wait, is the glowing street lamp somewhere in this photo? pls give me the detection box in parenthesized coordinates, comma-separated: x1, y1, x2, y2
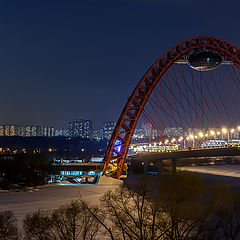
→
(222, 127, 228, 140)
(189, 134, 195, 148)
(178, 137, 183, 142)
(198, 131, 204, 138)
(178, 136, 184, 149)
(238, 126, 240, 139)
(209, 130, 216, 140)
(222, 128, 227, 134)
(230, 128, 235, 140)
(210, 130, 215, 136)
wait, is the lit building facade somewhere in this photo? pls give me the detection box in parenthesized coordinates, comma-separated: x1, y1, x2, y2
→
(0, 125, 55, 137)
(92, 129, 103, 141)
(55, 128, 69, 137)
(102, 121, 115, 140)
(69, 119, 92, 138)
(164, 127, 184, 138)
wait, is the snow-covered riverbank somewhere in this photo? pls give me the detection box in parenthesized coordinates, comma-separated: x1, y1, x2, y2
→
(0, 184, 116, 223)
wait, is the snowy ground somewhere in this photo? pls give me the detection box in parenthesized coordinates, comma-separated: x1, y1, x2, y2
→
(178, 165, 240, 192)
(179, 164, 240, 178)
(0, 184, 116, 224)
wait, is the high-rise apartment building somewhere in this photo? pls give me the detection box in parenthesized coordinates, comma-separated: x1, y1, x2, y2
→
(164, 127, 184, 138)
(0, 126, 4, 136)
(92, 129, 103, 141)
(69, 119, 92, 138)
(0, 125, 55, 137)
(25, 126, 31, 137)
(17, 126, 25, 136)
(102, 121, 115, 140)
(10, 126, 17, 136)
(4, 125, 10, 136)
(55, 128, 69, 137)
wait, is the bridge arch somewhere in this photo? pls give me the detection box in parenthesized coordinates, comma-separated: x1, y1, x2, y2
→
(102, 36, 240, 179)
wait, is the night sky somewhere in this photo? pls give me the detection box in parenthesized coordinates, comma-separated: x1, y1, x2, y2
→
(0, 0, 240, 129)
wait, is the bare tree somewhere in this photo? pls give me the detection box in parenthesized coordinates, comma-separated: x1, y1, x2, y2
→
(51, 200, 102, 240)
(23, 210, 53, 240)
(0, 211, 19, 240)
(86, 176, 170, 240)
(23, 201, 102, 240)
(215, 192, 240, 240)
(157, 172, 218, 240)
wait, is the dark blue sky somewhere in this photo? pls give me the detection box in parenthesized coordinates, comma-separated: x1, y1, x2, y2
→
(0, 0, 240, 129)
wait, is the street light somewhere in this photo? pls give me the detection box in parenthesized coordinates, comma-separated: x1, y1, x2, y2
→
(178, 136, 183, 141)
(210, 130, 215, 136)
(189, 134, 195, 148)
(222, 127, 228, 140)
(198, 131, 204, 138)
(178, 136, 185, 149)
(222, 128, 227, 134)
(210, 130, 216, 140)
(230, 128, 235, 140)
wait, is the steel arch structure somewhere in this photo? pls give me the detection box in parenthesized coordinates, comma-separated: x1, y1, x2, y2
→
(102, 36, 240, 179)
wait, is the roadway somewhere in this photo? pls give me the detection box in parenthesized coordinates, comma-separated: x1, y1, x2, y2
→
(129, 146, 240, 161)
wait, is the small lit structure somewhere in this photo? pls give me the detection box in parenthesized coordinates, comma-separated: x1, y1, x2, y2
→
(50, 159, 127, 183)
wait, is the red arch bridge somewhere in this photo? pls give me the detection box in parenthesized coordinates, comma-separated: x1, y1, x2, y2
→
(102, 36, 240, 179)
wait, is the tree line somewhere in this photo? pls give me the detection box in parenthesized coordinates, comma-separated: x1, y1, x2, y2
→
(1, 172, 240, 240)
(0, 153, 49, 189)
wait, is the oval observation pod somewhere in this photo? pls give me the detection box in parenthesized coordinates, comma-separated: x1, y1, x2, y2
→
(188, 50, 222, 71)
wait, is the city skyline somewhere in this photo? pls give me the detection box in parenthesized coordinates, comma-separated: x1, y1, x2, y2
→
(1, 119, 240, 143)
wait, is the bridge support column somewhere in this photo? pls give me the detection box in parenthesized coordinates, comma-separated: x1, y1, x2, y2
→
(171, 159, 177, 174)
(143, 161, 148, 172)
(154, 160, 163, 173)
(97, 176, 123, 185)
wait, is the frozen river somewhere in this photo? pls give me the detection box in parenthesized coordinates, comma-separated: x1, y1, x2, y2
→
(180, 164, 240, 178)
(1, 165, 240, 224)
(0, 184, 116, 223)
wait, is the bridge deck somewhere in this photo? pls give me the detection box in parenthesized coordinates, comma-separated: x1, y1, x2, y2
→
(129, 147, 240, 161)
